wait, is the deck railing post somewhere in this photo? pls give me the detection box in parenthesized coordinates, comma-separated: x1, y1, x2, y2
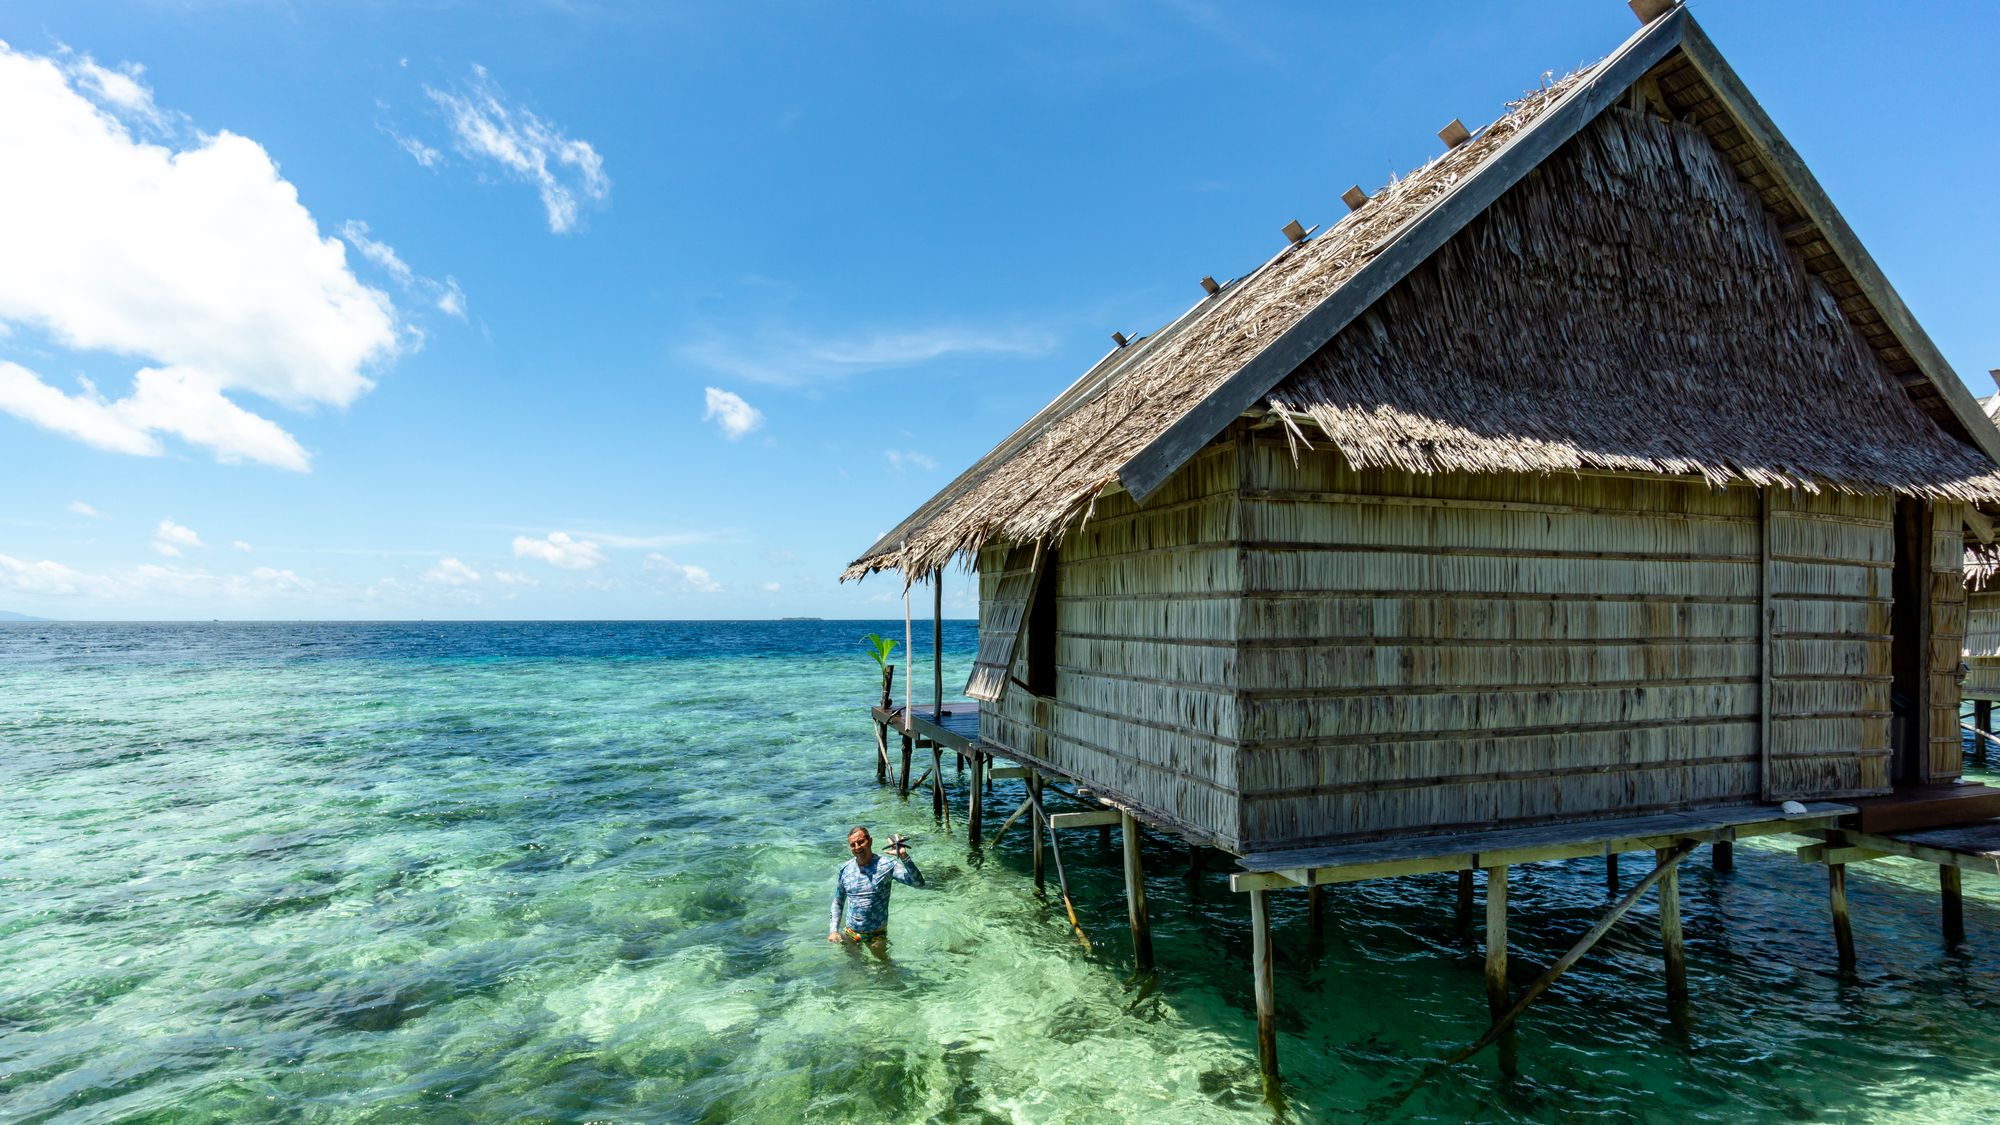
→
(1484, 865, 1517, 1077)
(1249, 888, 1279, 1094)
(1121, 812, 1153, 972)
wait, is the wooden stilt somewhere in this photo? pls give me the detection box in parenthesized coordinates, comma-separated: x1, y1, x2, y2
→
(898, 732, 913, 798)
(967, 752, 984, 841)
(1455, 869, 1474, 934)
(1829, 863, 1856, 971)
(1121, 812, 1154, 971)
(1249, 888, 1279, 1092)
(1307, 883, 1325, 939)
(931, 747, 946, 821)
(1606, 852, 1619, 894)
(1656, 847, 1687, 1013)
(1942, 865, 1965, 947)
(874, 722, 889, 784)
(1030, 773, 1046, 893)
(1979, 700, 1993, 765)
(1186, 844, 1204, 880)
(1712, 839, 1734, 873)
(1099, 824, 1113, 849)
(1484, 865, 1517, 1077)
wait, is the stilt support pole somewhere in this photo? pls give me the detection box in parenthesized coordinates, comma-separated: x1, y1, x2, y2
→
(1121, 812, 1154, 972)
(1484, 865, 1517, 1077)
(1455, 869, 1474, 934)
(1656, 847, 1687, 1014)
(1307, 883, 1325, 939)
(1829, 863, 1856, 971)
(1249, 888, 1279, 1093)
(1029, 773, 1046, 893)
(898, 733, 913, 798)
(931, 747, 946, 820)
(1711, 839, 1734, 873)
(967, 752, 984, 841)
(1943, 865, 1965, 947)
(1606, 852, 1619, 894)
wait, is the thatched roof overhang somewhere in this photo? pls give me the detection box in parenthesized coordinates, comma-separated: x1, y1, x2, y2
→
(842, 5, 2000, 583)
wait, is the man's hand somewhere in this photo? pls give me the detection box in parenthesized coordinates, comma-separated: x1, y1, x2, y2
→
(827, 931, 842, 943)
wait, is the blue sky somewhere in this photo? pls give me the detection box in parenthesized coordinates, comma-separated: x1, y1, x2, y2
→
(1, 0, 1995, 620)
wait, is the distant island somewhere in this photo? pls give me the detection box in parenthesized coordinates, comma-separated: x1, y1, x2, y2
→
(779, 616, 824, 621)
(0, 611, 44, 621)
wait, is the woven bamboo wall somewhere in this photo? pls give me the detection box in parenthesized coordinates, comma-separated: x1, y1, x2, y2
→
(1928, 506, 1969, 780)
(1765, 490, 1893, 798)
(978, 441, 1247, 848)
(1966, 591, 2000, 700)
(1231, 431, 1778, 846)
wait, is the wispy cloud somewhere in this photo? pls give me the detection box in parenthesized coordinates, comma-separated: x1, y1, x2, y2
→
(684, 324, 1053, 388)
(513, 530, 605, 570)
(67, 500, 102, 518)
(340, 219, 468, 320)
(885, 449, 937, 472)
(703, 387, 763, 440)
(425, 65, 609, 233)
(151, 518, 203, 557)
(645, 553, 720, 593)
(424, 556, 481, 585)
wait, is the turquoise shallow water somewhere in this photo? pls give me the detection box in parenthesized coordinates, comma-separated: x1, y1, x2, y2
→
(6, 620, 2000, 1123)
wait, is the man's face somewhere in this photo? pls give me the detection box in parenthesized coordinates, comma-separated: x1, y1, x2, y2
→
(848, 831, 872, 860)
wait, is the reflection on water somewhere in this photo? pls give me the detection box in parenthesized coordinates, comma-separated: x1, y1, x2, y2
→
(5, 621, 2000, 1122)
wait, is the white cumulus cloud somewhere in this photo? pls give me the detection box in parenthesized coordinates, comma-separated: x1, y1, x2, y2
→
(0, 41, 400, 470)
(424, 556, 481, 585)
(703, 387, 762, 440)
(426, 66, 609, 234)
(513, 531, 604, 570)
(151, 518, 203, 557)
(231, 539, 252, 551)
(67, 500, 102, 517)
(646, 553, 721, 593)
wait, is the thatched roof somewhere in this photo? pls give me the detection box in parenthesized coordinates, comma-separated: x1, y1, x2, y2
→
(845, 7, 2000, 582)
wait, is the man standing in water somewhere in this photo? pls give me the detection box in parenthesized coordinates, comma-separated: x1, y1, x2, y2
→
(828, 826, 924, 955)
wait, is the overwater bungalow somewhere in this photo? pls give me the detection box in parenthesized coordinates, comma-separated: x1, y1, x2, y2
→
(847, 2, 2000, 1087)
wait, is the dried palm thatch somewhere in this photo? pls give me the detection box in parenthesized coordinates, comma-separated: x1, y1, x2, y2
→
(843, 44, 2000, 584)
(1264, 105, 2000, 500)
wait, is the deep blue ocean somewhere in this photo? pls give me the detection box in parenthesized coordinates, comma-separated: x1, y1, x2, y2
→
(6, 620, 2000, 1123)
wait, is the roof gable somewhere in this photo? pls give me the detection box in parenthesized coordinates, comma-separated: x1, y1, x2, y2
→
(845, 6, 1997, 582)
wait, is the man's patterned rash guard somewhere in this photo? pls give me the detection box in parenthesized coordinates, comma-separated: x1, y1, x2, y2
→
(830, 854, 924, 935)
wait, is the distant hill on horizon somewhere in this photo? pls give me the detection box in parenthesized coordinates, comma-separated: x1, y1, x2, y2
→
(0, 610, 44, 621)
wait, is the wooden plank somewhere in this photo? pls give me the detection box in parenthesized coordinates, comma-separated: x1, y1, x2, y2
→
(1235, 803, 1849, 875)
(988, 766, 1031, 780)
(1050, 809, 1123, 830)
(1676, 21, 2000, 464)
(1115, 7, 1693, 503)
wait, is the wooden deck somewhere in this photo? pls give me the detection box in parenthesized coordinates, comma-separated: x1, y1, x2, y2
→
(870, 700, 979, 752)
(1232, 802, 1853, 891)
(1839, 783, 2000, 834)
